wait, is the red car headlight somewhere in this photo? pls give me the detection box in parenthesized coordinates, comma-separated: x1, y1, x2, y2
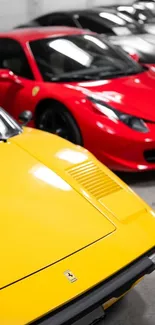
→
(88, 96, 149, 133)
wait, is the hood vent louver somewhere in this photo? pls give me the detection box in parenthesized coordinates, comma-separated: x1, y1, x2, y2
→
(67, 161, 122, 200)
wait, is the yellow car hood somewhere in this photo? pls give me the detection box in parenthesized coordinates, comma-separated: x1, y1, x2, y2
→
(1, 128, 117, 289)
(1, 128, 155, 324)
(13, 128, 147, 224)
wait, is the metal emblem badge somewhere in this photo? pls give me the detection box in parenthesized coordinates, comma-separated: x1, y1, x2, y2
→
(64, 270, 77, 283)
(32, 86, 40, 97)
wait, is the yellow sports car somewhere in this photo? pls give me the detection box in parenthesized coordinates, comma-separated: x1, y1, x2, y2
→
(1, 107, 155, 325)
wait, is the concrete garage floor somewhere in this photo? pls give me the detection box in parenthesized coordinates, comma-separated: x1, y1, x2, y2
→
(78, 171, 155, 325)
(104, 171, 155, 325)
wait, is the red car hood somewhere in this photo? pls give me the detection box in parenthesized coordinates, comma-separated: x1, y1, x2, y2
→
(65, 69, 155, 121)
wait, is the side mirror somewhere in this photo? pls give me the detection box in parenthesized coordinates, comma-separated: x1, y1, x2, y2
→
(19, 110, 33, 126)
(0, 69, 24, 87)
(121, 46, 140, 63)
(129, 52, 140, 63)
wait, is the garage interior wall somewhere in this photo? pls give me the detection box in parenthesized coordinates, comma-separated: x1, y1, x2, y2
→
(0, 0, 134, 30)
(0, 0, 27, 30)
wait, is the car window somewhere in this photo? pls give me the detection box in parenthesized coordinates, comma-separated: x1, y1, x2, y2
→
(29, 34, 144, 82)
(37, 14, 76, 27)
(116, 12, 144, 33)
(0, 38, 34, 80)
(118, 9, 139, 21)
(118, 6, 155, 21)
(76, 15, 115, 35)
(136, 8, 155, 20)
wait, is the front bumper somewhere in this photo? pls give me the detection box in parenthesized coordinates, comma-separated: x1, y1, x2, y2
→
(29, 249, 155, 325)
(92, 133, 155, 172)
(84, 115, 155, 171)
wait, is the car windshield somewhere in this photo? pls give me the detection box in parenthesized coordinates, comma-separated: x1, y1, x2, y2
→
(0, 108, 22, 140)
(137, 1, 155, 11)
(118, 5, 155, 22)
(29, 34, 144, 82)
(96, 11, 142, 35)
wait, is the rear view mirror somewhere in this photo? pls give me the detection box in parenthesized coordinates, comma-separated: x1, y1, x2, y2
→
(0, 69, 24, 87)
(19, 110, 33, 126)
(129, 52, 140, 63)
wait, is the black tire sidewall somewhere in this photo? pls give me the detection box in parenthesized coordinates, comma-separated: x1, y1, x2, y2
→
(36, 104, 83, 146)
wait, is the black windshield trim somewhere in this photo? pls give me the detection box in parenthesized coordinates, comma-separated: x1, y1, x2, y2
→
(0, 107, 22, 140)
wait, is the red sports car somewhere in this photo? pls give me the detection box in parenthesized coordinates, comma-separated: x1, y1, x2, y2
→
(0, 27, 155, 171)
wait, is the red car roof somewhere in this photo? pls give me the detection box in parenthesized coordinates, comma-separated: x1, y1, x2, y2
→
(0, 27, 90, 43)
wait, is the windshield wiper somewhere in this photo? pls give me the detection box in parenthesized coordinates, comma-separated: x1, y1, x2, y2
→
(97, 69, 127, 79)
(125, 66, 144, 76)
(48, 66, 121, 82)
(98, 67, 143, 79)
(50, 74, 99, 82)
(49, 65, 140, 82)
(51, 71, 130, 81)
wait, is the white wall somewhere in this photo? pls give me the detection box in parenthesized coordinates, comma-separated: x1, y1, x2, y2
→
(0, 0, 43, 30)
(40, 0, 135, 15)
(27, 0, 43, 19)
(0, 0, 135, 30)
(0, 0, 27, 30)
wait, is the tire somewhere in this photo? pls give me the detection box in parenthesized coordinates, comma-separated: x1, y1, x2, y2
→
(36, 103, 83, 145)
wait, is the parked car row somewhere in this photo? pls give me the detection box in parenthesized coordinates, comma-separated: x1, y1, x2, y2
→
(1, 1, 155, 324)
(0, 15, 155, 171)
(16, 1, 155, 64)
(1, 105, 155, 324)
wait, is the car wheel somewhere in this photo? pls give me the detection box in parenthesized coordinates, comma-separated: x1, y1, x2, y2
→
(36, 103, 83, 145)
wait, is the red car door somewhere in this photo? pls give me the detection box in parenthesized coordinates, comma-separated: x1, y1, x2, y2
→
(0, 38, 36, 120)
